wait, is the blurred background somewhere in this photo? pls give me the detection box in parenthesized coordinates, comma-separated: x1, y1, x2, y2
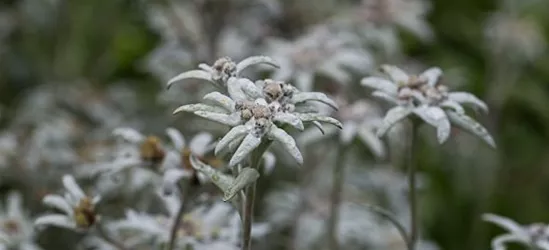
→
(1, 0, 549, 249)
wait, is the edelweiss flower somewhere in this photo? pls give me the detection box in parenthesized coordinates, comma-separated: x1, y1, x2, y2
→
(266, 26, 372, 92)
(112, 194, 269, 249)
(167, 56, 279, 89)
(483, 213, 549, 250)
(35, 175, 101, 231)
(361, 65, 495, 147)
(0, 191, 41, 250)
(172, 75, 342, 166)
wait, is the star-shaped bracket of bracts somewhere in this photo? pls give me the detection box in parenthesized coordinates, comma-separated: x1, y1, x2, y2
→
(361, 64, 496, 148)
(167, 56, 279, 89)
(172, 78, 343, 167)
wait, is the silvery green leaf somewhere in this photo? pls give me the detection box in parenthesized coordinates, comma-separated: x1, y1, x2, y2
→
(413, 106, 451, 144)
(440, 100, 465, 114)
(380, 64, 409, 84)
(340, 122, 357, 145)
(446, 111, 496, 148)
(357, 126, 386, 158)
(215, 125, 250, 155)
(361, 77, 398, 95)
(229, 133, 262, 167)
(203, 92, 236, 112)
(223, 168, 260, 201)
(371, 91, 399, 105)
(240, 78, 263, 100)
(165, 128, 186, 150)
(268, 126, 303, 165)
(112, 127, 145, 143)
(377, 106, 412, 137)
(236, 56, 279, 75)
(198, 63, 213, 72)
(173, 104, 227, 114)
(273, 113, 305, 130)
(448, 92, 489, 113)
(194, 111, 242, 126)
(294, 113, 343, 129)
(420, 67, 442, 87)
(190, 155, 235, 192)
(227, 78, 251, 101)
(167, 70, 214, 89)
(291, 92, 338, 110)
(312, 121, 325, 134)
(411, 90, 428, 103)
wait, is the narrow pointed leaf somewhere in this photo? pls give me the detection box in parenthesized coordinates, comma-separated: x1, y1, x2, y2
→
(312, 121, 325, 134)
(361, 77, 398, 95)
(291, 92, 338, 110)
(223, 168, 260, 201)
(173, 104, 227, 114)
(446, 111, 496, 148)
(448, 92, 489, 113)
(377, 106, 412, 137)
(229, 133, 262, 167)
(380, 65, 409, 84)
(227, 78, 251, 102)
(190, 155, 234, 192)
(371, 91, 399, 105)
(194, 111, 242, 126)
(203, 92, 236, 112)
(167, 70, 213, 89)
(215, 125, 250, 155)
(420, 67, 442, 87)
(295, 113, 343, 129)
(236, 56, 279, 75)
(273, 113, 304, 130)
(268, 126, 303, 165)
(413, 106, 451, 144)
(440, 100, 465, 114)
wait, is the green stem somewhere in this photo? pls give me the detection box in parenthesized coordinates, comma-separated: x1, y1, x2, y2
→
(166, 182, 193, 250)
(327, 144, 348, 250)
(408, 121, 419, 250)
(241, 140, 273, 250)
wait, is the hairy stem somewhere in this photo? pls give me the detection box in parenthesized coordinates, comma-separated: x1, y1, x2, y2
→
(241, 140, 273, 250)
(96, 221, 128, 250)
(166, 182, 193, 250)
(327, 144, 348, 250)
(408, 121, 419, 250)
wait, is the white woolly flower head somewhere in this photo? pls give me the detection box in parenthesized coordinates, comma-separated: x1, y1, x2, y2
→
(362, 65, 495, 147)
(0, 191, 40, 249)
(35, 175, 101, 232)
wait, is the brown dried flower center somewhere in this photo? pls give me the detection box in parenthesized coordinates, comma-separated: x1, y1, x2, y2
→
(73, 197, 97, 228)
(140, 136, 165, 165)
(2, 219, 20, 234)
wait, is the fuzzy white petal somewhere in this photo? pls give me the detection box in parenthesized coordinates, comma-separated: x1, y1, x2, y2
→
(380, 65, 409, 84)
(361, 77, 399, 95)
(292, 92, 338, 110)
(215, 125, 250, 155)
(62, 175, 85, 200)
(420, 67, 443, 87)
(43, 195, 73, 216)
(447, 111, 496, 148)
(229, 134, 262, 167)
(189, 132, 213, 156)
(236, 56, 279, 75)
(268, 126, 303, 165)
(167, 70, 214, 89)
(377, 106, 413, 137)
(413, 106, 451, 144)
(35, 214, 76, 230)
(203, 92, 236, 112)
(165, 127, 186, 150)
(448, 92, 489, 113)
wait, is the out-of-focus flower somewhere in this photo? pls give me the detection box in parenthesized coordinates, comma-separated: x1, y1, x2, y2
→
(167, 56, 279, 89)
(0, 133, 17, 170)
(111, 194, 269, 249)
(484, 12, 546, 63)
(35, 175, 101, 231)
(483, 213, 549, 250)
(0, 192, 41, 250)
(298, 97, 386, 158)
(357, 0, 433, 42)
(266, 26, 373, 92)
(362, 65, 495, 147)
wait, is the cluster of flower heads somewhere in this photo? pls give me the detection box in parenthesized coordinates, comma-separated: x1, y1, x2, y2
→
(168, 55, 342, 169)
(362, 65, 496, 147)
